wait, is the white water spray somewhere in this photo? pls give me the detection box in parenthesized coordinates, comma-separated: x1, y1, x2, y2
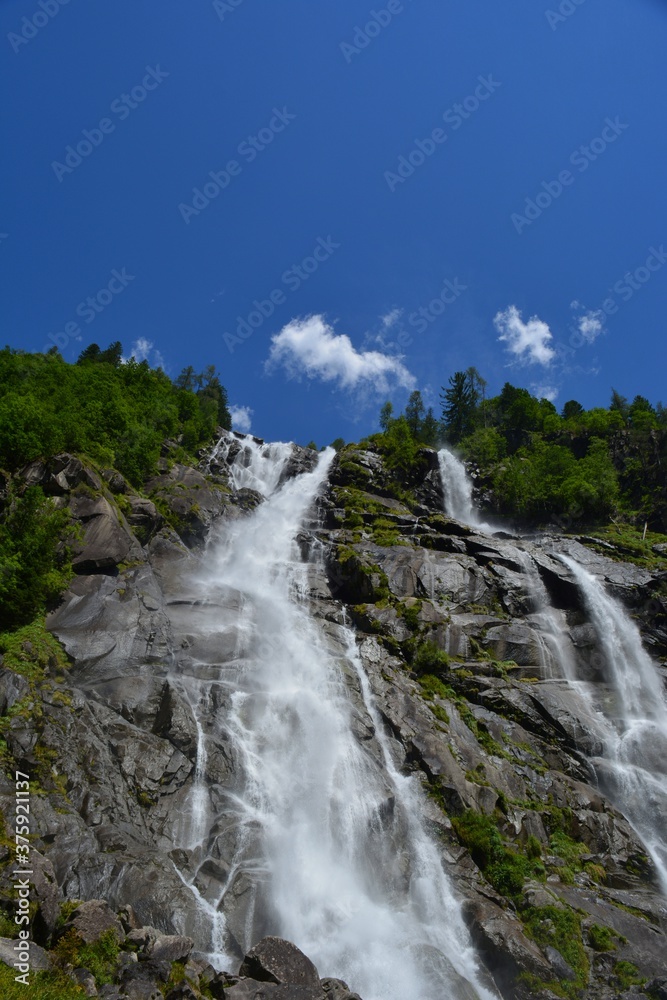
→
(437, 449, 494, 533)
(179, 438, 496, 1000)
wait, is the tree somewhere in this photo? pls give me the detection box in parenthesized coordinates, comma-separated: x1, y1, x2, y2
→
(466, 367, 487, 425)
(176, 366, 197, 391)
(420, 407, 440, 447)
(330, 438, 345, 452)
(379, 401, 394, 431)
(98, 341, 123, 366)
(610, 389, 630, 423)
(380, 416, 421, 478)
(405, 390, 425, 438)
(561, 399, 584, 421)
(441, 372, 477, 443)
(77, 343, 101, 364)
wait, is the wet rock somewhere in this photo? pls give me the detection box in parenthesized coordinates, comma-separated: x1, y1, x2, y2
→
(463, 896, 553, 990)
(239, 937, 320, 987)
(321, 979, 363, 1000)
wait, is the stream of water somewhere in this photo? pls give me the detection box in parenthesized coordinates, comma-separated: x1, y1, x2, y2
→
(176, 436, 495, 1000)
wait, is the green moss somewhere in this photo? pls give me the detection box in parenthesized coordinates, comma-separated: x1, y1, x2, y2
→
(0, 620, 69, 680)
(418, 674, 456, 702)
(613, 960, 645, 988)
(588, 923, 616, 951)
(451, 809, 543, 899)
(522, 906, 589, 991)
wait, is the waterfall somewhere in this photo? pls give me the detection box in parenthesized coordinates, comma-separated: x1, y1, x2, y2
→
(433, 455, 667, 895)
(437, 448, 494, 533)
(177, 438, 495, 1000)
(559, 556, 667, 893)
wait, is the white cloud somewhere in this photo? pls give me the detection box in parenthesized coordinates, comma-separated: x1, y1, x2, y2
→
(130, 338, 153, 362)
(494, 305, 555, 366)
(124, 338, 165, 369)
(381, 308, 402, 330)
(577, 309, 604, 343)
(265, 314, 416, 393)
(532, 383, 559, 402)
(229, 405, 253, 433)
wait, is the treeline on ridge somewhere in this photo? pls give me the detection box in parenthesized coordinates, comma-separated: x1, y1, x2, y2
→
(372, 368, 667, 529)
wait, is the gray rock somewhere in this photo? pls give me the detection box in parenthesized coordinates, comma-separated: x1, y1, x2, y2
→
(0, 935, 51, 971)
(73, 967, 99, 996)
(225, 984, 325, 1000)
(239, 937, 320, 987)
(149, 934, 194, 964)
(321, 978, 363, 1000)
(66, 899, 124, 944)
(70, 495, 135, 572)
(0, 668, 29, 715)
(544, 945, 577, 981)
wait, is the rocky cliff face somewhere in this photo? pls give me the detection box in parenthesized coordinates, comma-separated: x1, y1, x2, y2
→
(1, 433, 666, 1000)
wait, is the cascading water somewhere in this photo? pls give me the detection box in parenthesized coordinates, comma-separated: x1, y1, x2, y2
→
(435, 446, 667, 895)
(176, 436, 496, 1000)
(437, 448, 494, 533)
(559, 556, 667, 893)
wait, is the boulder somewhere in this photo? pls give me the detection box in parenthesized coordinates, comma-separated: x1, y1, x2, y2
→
(21, 453, 101, 495)
(70, 495, 135, 572)
(149, 934, 194, 964)
(65, 899, 124, 944)
(0, 935, 51, 971)
(239, 937, 320, 987)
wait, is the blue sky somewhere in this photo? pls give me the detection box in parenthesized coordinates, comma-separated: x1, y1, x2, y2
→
(1, 0, 666, 445)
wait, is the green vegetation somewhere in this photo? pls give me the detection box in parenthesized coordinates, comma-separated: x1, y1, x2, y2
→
(412, 640, 450, 676)
(0, 346, 230, 485)
(613, 960, 645, 989)
(0, 485, 73, 630)
(54, 928, 121, 986)
(523, 906, 589, 993)
(588, 923, 617, 951)
(452, 809, 544, 899)
(0, 966, 85, 999)
(372, 373, 667, 532)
